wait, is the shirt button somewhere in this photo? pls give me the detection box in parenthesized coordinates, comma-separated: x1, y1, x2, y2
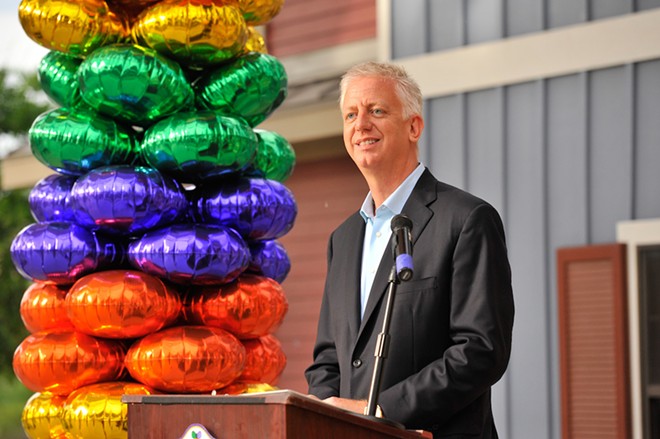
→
(376, 231, 382, 238)
(352, 359, 362, 368)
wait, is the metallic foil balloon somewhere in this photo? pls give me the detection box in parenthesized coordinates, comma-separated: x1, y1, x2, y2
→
(21, 392, 70, 439)
(28, 174, 77, 223)
(243, 26, 267, 54)
(239, 334, 286, 384)
(194, 177, 297, 240)
(125, 325, 246, 393)
(127, 224, 250, 285)
(66, 270, 181, 339)
(10, 221, 125, 285)
(239, 0, 284, 26)
(61, 381, 157, 439)
(38, 51, 83, 109)
(132, 0, 248, 68)
(13, 329, 126, 395)
(79, 44, 194, 125)
(20, 282, 74, 334)
(106, 0, 160, 24)
(18, 0, 127, 57)
(195, 52, 287, 127)
(218, 381, 276, 395)
(29, 108, 137, 176)
(183, 274, 288, 339)
(248, 240, 290, 283)
(252, 129, 295, 182)
(70, 165, 188, 236)
(141, 111, 257, 182)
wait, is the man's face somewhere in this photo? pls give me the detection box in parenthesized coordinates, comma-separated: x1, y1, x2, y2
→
(341, 75, 418, 176)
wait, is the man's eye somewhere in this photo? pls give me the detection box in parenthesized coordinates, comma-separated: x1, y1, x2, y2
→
(345, 113, 356, 120)
(372, 108, 383, 115)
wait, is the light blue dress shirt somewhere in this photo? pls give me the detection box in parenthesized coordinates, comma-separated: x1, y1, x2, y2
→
(358, 163, 425, 319)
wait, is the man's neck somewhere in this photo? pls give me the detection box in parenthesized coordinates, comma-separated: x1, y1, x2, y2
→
(364, 162, 419, 209)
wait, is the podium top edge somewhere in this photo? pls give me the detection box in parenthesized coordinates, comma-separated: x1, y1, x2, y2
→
(122, 389, 306, 405)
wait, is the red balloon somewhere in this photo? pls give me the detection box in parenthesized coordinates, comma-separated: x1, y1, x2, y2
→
(66, 270, 181, 339)
(13, 329, 126, 395)
(20, 282, 73, 333)
(125, 325, 245, 393)
(239, 334, 286, 385)
(183, 274, 288, 339)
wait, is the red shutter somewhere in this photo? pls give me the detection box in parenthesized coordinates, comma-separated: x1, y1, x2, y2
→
(275, 156, 367, 392)
(557, 244, 631, 439)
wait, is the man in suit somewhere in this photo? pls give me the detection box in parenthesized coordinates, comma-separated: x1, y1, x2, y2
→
(305, 61, 515, 438)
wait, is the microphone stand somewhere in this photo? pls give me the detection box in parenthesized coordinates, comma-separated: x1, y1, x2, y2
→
(362, 265, 405, 429)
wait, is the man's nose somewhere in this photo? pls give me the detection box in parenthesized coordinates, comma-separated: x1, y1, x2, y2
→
(355, 113, 371, 131)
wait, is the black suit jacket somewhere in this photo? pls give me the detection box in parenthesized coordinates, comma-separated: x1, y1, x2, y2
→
(305, 169, 514, 438)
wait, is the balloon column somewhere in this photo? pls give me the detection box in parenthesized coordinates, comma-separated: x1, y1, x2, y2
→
(12, 0, 293, 437)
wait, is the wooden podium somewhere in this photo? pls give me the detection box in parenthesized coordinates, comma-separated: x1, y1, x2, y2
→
(123, 390, 428, 438)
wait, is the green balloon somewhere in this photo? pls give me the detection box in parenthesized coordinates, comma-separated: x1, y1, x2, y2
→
(253, 129, 295, 182)
(79, 44, 194, 126)
(141, 111, 258, 182)
(38, 51, 84, 109)
(29, 108, 138, 176)
(195, 52, 287, 127)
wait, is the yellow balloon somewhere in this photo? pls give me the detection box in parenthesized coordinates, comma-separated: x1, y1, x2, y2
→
(21, 392, 71, 439)
(239, 0, 284, 26)
(61, 382, 156, 439)
(243, 26, 268, 54)
(18, 0, 128, 57)
(132, 0, 248, 68)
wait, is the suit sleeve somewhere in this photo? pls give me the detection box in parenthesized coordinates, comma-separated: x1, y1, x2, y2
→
(377, 203, 515, 428)
(305, 232, 341, 399)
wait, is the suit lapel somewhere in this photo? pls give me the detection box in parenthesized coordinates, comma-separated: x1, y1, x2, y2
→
(356, 170, 438, 340)
(338, 213, 365, 343)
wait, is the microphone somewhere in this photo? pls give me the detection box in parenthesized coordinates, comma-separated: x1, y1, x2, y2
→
(391, 214, 413, 281)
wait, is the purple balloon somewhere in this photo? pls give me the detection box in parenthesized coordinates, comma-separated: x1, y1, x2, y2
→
(10, 221, 125, 285)
(248, 240, 291, 283)
(127, 224, 250, 285)
(194, 178, 297, 240)
(28, 174, 77, 222)
(71, 165, 189, 236)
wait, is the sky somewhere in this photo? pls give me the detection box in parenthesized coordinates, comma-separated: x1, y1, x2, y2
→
(0, 0, 48, 72)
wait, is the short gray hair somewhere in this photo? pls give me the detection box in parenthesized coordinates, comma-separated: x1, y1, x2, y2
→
(339, 61, 423, 119)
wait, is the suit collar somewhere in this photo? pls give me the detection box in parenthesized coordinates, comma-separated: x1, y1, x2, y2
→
(356, 169, 438, 339)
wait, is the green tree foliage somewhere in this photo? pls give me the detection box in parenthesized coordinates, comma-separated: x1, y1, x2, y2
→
(0, 190, 32, 376)
(0, 69, 49, 378)
(0, 69, 50, 134)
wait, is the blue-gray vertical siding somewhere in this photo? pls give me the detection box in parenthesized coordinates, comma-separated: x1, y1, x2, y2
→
(390, 1, 660, 438)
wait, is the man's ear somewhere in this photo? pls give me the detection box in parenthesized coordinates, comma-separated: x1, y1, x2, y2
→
(409, 114, 424, 142)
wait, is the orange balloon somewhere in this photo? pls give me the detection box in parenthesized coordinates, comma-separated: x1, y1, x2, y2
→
(239, 334, 286, 384)
(61, 381, 157, 438)
(21, 392, 71, 439)
(106, 0, 160, 24)
(183, 274, 288, 339)
(238, 0, 284, 26)
(132, 0, 248, 68)
(66, 270, 181, 339)
(125, 325, 245, 393)
(20, 283, 74, 334)
(18, 0, 128, 57)
(13, 329, 126, 395)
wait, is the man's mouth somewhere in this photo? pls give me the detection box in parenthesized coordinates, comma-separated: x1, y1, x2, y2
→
(356, 139, 379, 147)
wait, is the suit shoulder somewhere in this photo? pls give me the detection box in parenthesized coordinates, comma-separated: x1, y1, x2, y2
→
(331, 211, 363, 237)
(434, 180, 495, 213)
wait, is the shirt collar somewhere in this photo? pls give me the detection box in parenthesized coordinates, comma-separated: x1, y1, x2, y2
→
(359, 163, 425, 222)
